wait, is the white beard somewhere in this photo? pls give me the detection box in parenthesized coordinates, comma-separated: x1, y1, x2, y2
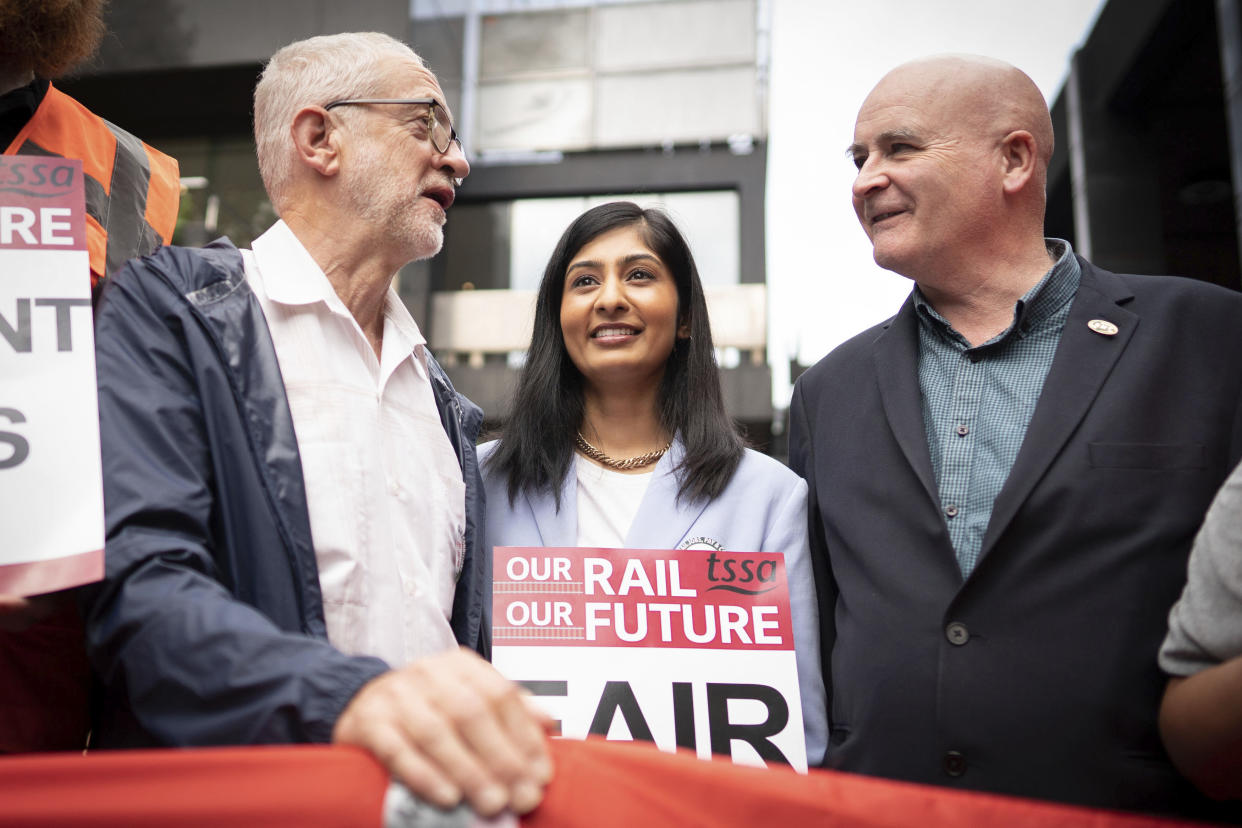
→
(343, 155, 445, 262)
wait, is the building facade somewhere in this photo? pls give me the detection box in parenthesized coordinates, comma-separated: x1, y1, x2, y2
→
(1046, 0, 1242, 291)
(65, 0, 778, 444)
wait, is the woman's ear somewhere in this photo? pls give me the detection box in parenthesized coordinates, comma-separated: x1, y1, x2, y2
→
(677, 316, 691, 340)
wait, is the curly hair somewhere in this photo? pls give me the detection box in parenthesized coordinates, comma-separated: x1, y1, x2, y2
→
(0, 0, 106, 79)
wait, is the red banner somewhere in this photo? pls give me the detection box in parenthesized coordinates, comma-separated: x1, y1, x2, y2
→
(0, 740, 1206, 828)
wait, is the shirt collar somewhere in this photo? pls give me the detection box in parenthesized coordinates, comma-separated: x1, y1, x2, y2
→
(382, 287, 428, 356)
(1017, 239, 1080, 329)
(250, 219, 339, 308)
(914, 238, 1081, 347)
(250, 219, 428, 361)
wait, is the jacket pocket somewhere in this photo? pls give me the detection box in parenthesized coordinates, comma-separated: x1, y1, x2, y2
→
(1088, 442, 1205, 470)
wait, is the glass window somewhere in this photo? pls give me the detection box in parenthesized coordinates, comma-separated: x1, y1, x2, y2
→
(507, 190, 739, 289)
(595, 67, 759, 147)
(480, 9, 590, 78)
(476, 78, 593, 152)
(596, 0, 755, 72)
(159, 137, 272, 249)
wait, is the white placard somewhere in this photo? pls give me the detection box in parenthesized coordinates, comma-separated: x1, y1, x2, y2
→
(0, 156, 103, 594)
(493, 546, 807, 771)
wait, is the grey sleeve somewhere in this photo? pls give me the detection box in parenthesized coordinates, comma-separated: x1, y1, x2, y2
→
(1159, 459, 1242, 676)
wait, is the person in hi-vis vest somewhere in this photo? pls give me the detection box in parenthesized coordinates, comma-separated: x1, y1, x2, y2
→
(0, 0, 180, 752)
(0, 0, 180, 290)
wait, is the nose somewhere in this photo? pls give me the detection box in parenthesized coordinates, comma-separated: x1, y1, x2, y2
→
(851, 154, 888, 201)
(438, 141, 470, 182)
(595, 274, 629, 312)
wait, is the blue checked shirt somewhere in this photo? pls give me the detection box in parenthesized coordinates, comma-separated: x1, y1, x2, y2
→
(916, 240, 1080, 578)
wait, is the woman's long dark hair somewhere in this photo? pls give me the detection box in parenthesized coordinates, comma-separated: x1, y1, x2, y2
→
(487, 201, 745, 508)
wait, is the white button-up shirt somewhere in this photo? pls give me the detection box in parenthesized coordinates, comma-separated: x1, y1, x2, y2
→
(243, 220, 463, 667)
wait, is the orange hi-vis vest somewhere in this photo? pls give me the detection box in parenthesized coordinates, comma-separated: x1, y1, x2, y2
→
(3, 82, 180, 288)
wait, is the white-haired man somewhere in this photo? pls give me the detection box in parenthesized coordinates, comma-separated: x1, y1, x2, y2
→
(81, 32, 551, 816)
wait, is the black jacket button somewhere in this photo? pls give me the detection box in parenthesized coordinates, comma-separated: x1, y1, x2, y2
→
(943, 750, 967, 777)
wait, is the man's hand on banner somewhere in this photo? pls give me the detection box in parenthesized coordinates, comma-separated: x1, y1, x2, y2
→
(332, 647, 555, 818)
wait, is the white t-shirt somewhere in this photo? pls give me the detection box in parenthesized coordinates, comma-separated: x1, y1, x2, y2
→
(574, 453, 655, 547)
(243, 220, 463, 667)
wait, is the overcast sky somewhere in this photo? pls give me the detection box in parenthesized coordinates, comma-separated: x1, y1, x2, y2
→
(766, 0, 1108, 402)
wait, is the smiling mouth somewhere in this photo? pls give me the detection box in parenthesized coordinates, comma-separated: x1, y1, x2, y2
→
(591, 325, 639, 339)
(871, 209, 905, 225)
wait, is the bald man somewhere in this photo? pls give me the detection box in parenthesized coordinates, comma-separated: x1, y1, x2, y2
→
(788, 55, 1242, 817)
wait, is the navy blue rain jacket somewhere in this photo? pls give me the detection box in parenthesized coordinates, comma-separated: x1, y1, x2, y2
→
(81, 239, 490, 748)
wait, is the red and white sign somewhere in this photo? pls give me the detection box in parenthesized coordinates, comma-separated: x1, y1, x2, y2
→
(0, 157, 103, 595)
(493, 546, 808, 771)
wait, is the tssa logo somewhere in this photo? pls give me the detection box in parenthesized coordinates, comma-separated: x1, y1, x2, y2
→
(0, 160, 76, 196)
(704, 552, 780, 596)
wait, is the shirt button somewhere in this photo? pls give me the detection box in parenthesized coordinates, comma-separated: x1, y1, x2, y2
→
(944, 504, 959, 518)
(943, 750, 967, 777)
(945, 622, 970, 646)
(956, 424, 969, 437)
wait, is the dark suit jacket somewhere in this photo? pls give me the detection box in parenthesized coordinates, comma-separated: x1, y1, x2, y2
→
(788, 258, 1242, 817)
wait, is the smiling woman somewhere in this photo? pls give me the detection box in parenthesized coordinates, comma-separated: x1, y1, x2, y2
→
(479, 201, 829, 764)
(485, 201, 739, 500)
(558, 224, 688, 405)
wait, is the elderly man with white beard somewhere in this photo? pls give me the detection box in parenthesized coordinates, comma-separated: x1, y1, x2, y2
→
(80, 32, 551, 818)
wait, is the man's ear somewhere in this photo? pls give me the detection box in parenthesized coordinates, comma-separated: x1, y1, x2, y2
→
(289, 106, 342, 178)
(1000, 129, 1038, 195)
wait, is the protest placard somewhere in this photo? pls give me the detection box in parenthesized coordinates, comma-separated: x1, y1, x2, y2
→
(493, 546, 807, 771)
(0, 156, 103, 595)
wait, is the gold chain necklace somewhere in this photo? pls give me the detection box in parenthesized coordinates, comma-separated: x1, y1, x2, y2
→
(575, 432, 670, 471)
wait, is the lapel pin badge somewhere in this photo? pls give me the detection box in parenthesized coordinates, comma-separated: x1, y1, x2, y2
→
(1087, 319, 1119, 336)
